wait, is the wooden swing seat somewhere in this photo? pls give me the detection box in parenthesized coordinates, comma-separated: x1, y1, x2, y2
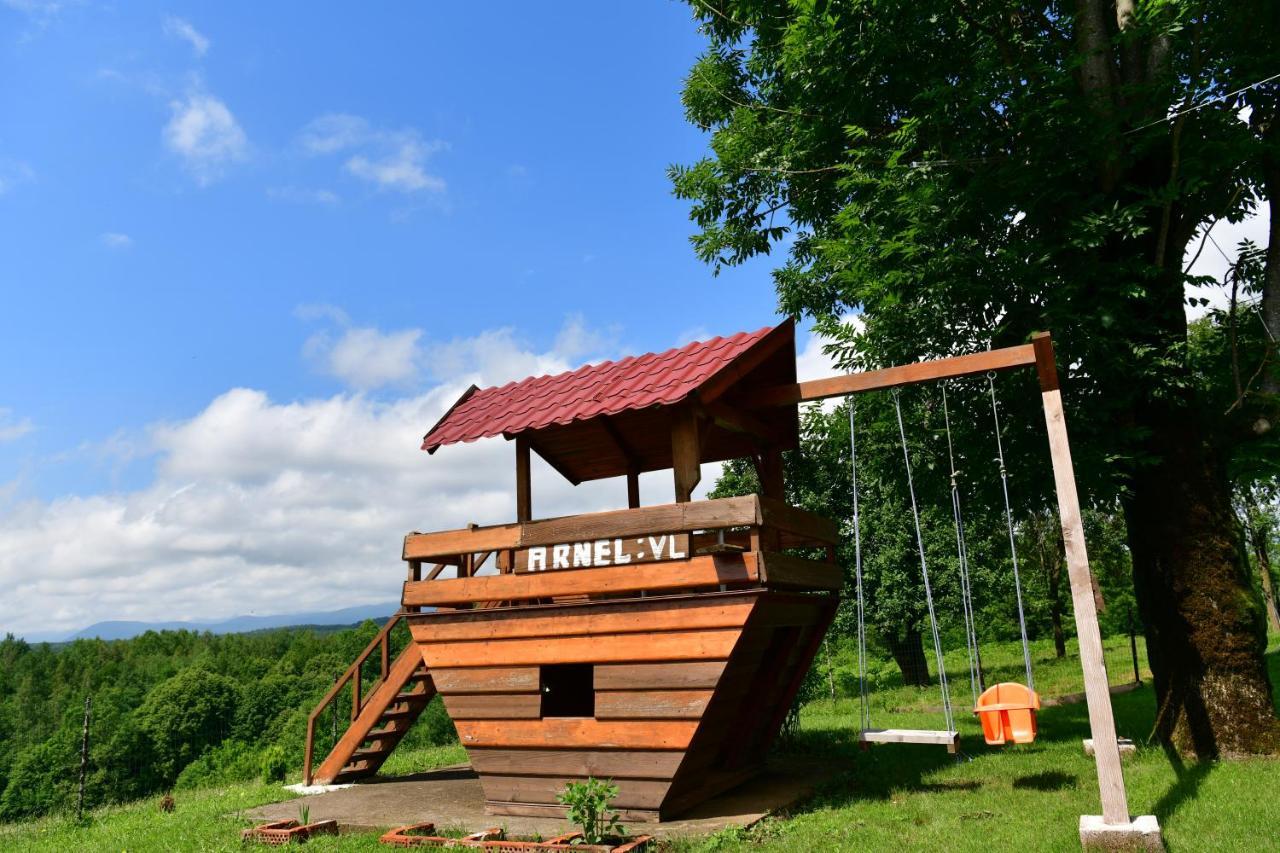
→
(858, 728, 960, 753)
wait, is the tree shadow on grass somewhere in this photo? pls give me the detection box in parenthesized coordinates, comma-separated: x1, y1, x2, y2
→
(1151, 746, 1215, 825)
(1011, 770, 1077, 791)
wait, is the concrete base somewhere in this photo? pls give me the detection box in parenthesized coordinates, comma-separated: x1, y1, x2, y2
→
(1079, 815, 1163, 851)
(1082, 738, 1137, 758)
(283, 782, 354, 795)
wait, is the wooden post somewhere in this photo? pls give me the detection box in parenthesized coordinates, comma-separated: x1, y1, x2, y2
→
(1032, 333, 1130, 826)
(671, 405, 701, 503)
(515, 435, 532, 522)
(626, 468, 641, 509)
(753, 448, 785, 501)
(409, 560, 422, 612)
(352, 668, 361, 722)
(77, 695, 91, 822)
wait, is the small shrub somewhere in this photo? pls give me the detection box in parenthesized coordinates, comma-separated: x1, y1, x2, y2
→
(174, 739, 258, 790)
(556, 777, 624, 844)
(259, 745, 289, 783)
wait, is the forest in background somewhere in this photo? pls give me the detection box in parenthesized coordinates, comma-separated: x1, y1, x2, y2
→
(0, 620, 455, 822)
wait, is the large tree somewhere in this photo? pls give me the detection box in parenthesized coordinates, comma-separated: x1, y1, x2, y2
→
(671, 0, 1280, 756)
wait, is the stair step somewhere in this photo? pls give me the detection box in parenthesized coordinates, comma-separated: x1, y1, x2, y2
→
(367, 722, 409, 738)
(408, 670, 431, 681)
(380, 708, 418, 720)
(351, 746, 391, 760)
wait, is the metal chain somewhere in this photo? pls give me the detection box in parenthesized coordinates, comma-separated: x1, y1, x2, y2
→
(892, 389, 954, 733)
(942, 384, 984, 706)
(847, 400, 871, 733)
(988, 373, 1034, 691)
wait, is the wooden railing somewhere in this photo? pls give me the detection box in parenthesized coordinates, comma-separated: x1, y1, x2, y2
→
(402, 494, 838, 565)
(302, 611, 407, 785)
(399, 495, 842, 609)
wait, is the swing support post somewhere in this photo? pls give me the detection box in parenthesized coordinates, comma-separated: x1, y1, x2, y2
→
(1032, 333, 1161, 848)
(750, 330, 1161, 847)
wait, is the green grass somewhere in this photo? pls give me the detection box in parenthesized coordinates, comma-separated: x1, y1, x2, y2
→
(3, 637, 1276, 852)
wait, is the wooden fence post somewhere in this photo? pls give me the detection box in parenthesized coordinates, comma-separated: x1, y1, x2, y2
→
(77, 695, 91, 822)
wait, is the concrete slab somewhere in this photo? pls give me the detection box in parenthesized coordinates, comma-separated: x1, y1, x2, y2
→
(1079, 815, 1163, 851)
(246, 758, 834, 840)
(1082, 738, 1137, 758)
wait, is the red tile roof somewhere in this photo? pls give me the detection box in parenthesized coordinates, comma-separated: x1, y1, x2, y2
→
(423, 325, 780, 452)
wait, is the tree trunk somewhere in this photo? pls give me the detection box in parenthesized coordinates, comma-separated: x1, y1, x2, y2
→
(1035, 512, 1069, 659)
(1242, 490, 1280, 634)
(1123, 403, 1280, 757)
(886, 629, 932, 687)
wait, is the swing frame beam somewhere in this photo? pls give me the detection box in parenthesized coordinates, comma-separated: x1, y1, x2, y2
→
(747, 332, 1157, 841)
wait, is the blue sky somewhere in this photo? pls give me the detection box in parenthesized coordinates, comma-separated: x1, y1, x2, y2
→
(0, 2, 793, 499)
(0, 2, 814, 637)
(0, 2, 1260, 638)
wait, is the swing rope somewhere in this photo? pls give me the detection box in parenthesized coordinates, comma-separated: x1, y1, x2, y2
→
(892, 389, 955, 733)
(942, 384, 984, 706)
(988, 373, 1034, 692)
(847, 400, 871, 734)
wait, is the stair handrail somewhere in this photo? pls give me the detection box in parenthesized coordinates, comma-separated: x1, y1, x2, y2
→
(303, 609, 408, 785)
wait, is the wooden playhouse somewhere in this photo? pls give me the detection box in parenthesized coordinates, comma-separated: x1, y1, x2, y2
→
(303, 321, 842, 820)
(300, 323, 1151, 840)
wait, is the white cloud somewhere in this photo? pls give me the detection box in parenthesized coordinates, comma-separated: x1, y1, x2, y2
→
(0, 321, 715, 638)
(163, 16, 209, 57)
(100, 231, 132, 249)
(163, 91, 247, 184)
(0, 159, 35, 195)
(0, 408, 34, 443)
(300, 113, 446, 194)
(267, 186, 339, 205)
(345, 139, 445, 193)
(299, 113, 372, 154)
(1184, 209, 1271, 320)
(306, 326, 424, 390)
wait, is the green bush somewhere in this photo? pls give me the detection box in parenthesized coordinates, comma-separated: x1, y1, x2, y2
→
(259, 745, 288, 783)
(174, 740, 258, 790)
(0, 739, 75, 820)
(556, 777, 624, 844)
(135, 669, 241, 785)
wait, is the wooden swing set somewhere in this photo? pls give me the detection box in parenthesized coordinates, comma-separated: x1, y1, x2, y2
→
(298, 322, 1153, 841)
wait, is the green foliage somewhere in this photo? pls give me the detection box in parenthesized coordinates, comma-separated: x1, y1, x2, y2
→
(260, 745, 289, 784)
(0, 738, 76, 820)
(135, 669, 241, 785)
(556, 777, 625, 845)
(0, 622, 460, 823)
(174, 739, 259, 790)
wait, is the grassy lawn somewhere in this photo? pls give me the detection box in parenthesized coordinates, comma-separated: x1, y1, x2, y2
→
(2, 638, 1276, 852)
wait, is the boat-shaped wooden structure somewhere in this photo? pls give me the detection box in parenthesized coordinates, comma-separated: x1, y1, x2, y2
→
(397, 321, 840, 820)
(300, 325, 1149, 842)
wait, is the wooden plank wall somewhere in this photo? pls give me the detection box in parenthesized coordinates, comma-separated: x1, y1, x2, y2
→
(411, 593, 759, 813)
(410, 590, 837, 818)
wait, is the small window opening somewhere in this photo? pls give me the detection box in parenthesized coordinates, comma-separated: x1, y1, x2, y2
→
(540, 664, 595, 717)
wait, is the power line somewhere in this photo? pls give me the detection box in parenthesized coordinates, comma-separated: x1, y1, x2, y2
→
(1124, 71, 1280, 135)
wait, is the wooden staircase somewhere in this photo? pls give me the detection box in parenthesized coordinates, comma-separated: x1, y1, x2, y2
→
(303, 612, 437, 785)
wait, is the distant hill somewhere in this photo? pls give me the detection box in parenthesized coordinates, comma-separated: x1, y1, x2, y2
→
(21, 602, 401, 643)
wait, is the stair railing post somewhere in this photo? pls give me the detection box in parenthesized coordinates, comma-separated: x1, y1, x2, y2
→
(381, 632, 390, 682)
(303, 716, 315, 785)
(352, 667, 361, 721)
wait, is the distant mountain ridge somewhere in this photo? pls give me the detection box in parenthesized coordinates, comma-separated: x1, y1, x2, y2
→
(19, 602, 401, 643)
